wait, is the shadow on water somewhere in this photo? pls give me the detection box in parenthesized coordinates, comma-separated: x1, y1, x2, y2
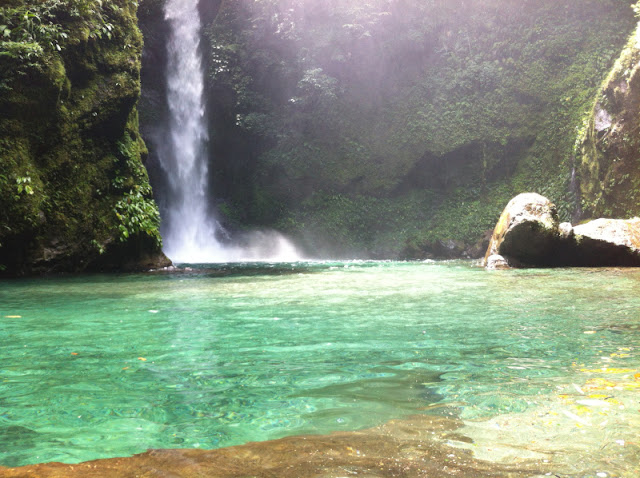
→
(151, 260, 400, 278)
(163, 262, 324, 278)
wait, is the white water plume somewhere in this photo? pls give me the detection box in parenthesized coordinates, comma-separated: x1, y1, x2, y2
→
(159, 0, 300, 264)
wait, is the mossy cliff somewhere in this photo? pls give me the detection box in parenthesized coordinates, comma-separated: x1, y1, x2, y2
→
(2, 0, 637, 269)
(0, 0, 168, 275)
(194, 0, 634, 258)
(577, 3, 640, 220)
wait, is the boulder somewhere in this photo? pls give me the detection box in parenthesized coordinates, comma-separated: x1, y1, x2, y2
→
(570, 218, 640, 266)
(432, 239, 467, 259)
(401, 238, 468, 260)
(485, 254, 510, 270)
(464, 229, 493, 259)
(484, 194, 640, 268)
(483, 193, 562, 267)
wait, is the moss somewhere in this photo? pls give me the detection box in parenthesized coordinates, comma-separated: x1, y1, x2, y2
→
(577, 9, 640, 220)
(0, 0, 164, 275)
(202, 0, 635, 257)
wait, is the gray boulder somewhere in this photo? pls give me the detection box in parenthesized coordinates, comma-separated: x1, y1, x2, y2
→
(570, 218, 640, 266)
(484, 194, 640, 268)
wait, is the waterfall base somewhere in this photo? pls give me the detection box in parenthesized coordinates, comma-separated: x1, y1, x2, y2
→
(163, 230, 302, 264)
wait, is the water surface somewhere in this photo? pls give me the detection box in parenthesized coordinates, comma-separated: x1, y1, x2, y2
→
(1, 261, 639, 476)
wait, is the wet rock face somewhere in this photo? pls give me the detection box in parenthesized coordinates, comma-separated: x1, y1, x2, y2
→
(577, 21, 640, 219)
(484, 194, 640, 268)
(0, 1, 166, 276)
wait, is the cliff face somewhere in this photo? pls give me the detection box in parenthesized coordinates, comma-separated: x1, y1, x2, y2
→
(577, 11, 640, 220)
(3, 1, 635, 271)
(0, 0, 168, 275)
(196, 0, 634, 258)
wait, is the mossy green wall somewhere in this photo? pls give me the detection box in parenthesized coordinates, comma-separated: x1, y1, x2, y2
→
(0, 0, 167, 275)
(200, 0, 635, 258)
(577, 5, 640, 219)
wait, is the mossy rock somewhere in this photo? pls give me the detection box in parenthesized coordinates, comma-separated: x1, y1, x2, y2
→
(577, 13, 640, 220)
(0, 0, 166, 275)
(484, 193, 561, 267)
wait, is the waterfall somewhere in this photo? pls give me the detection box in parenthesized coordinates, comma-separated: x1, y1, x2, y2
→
(160, 0, 224, 263)
(157, 0, 301, 263)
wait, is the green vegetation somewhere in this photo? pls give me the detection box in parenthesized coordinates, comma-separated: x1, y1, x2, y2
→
(198, 0, 634, 257)
(0, 0, 164, 275)
(115, 186, 162, 245)
(2, 0, 638, 271)
(576, 3, 640, 220)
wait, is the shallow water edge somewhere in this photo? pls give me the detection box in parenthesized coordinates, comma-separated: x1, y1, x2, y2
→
(0, 414, 546, 477)
(2, 261, 640, 476)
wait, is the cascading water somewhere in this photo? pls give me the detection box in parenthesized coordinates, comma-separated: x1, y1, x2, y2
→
(158, 0, 300, 263)
(161, 0, 223, 263)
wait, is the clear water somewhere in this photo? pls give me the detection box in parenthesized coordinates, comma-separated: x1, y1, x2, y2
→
(1, 261, 639, 475)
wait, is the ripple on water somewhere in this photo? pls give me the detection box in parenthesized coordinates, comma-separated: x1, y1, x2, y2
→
(0, 261, 639, 475)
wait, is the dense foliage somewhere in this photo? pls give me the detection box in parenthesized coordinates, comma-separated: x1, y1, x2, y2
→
(1, 0, 637, 272)
(0, 0, 165, 274)
(187, 0, 634, 257)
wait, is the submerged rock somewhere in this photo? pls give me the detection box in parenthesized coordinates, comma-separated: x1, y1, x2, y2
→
(485, 254, 510, 270)
(0, 414, 545, 477)
(484, 194, 640, 268)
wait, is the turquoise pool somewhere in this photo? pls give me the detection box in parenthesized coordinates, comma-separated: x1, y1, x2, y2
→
(1, 261, 639, 476)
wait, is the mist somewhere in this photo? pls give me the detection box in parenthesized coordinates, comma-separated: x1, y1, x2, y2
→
(139, 0, 634, 261)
